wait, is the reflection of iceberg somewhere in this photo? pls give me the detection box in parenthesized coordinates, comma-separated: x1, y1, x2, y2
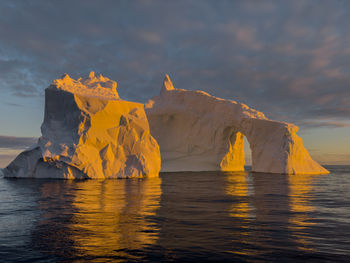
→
(225, 172, 250, 219)
(225, 172, 253, 256)
(70, 178, 161, 258)
(248, 173, 319, 253)
(288, 174, 318, 251)
(249, 173, 292, 255)
(31, 181, 79, 258)
(31, 178, 161, 261)
(252, 173, 290, 223)
(0, 179, 43, 261)
(154, 172, 237, 255)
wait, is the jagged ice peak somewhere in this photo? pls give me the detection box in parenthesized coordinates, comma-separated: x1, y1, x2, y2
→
(50, 71, 119, 99)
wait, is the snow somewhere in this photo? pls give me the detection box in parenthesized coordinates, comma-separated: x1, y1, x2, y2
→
(51, 71, 119, 100)
(145, 75, 329, 175)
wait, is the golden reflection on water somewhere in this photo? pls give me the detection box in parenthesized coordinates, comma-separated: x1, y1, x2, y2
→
(69, 178, 161, 259)
(34, 171, 327, 260)
(225, 171, 252, 256)
(288, 174, 318, 251)
(225, 171, 250, 219)
(225, 171, 322, 255)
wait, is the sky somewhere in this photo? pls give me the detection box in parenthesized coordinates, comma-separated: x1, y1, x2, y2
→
(0, 0, 349, 167)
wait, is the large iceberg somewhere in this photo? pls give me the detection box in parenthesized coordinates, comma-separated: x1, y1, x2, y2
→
(145, 75, 329, 175)
(4, 72, 161, 179)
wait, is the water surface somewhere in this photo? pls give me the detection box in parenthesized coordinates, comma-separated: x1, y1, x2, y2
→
(0, 166, 349, 262)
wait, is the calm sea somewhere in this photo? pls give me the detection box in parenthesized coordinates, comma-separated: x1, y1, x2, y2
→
(0, 166, 349, 262)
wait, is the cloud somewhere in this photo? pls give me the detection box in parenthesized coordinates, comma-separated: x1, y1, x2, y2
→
(0, 0, 349, 126)
(0, 153, 18, 168)
(0, 136, 37, 168)
(0, 136, 37, 149)
(219, 22, 261, 50)
(298, 120, 350, 129)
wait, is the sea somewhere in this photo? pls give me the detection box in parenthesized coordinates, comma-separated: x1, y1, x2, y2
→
(0, 166, 349, 262)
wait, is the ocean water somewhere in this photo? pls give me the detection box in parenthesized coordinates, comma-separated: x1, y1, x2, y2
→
(0, 166, 349, 262)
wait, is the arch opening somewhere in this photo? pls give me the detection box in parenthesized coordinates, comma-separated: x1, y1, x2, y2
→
(219, 127, 253, 172)
(244, 136, 252, 171)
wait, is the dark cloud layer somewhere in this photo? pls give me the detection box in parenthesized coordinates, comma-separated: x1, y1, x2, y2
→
(0, 136, 37, 167)
(0, 136, 37, 149)
(1, 0, 350, 127)
(298, 120, 350, 129)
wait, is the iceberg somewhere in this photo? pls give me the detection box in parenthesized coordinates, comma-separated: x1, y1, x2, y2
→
(145, 75, 329, 175)
(4, 72, 161, 179)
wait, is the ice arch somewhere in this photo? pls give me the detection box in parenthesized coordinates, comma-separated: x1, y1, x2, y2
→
(145, 75, 329, 175)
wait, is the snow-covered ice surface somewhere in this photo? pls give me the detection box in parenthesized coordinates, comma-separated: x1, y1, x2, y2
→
(3, 72, 328, 178)
(53, 71, 119, 100)
(4, 72, 161, 179)
(146, 75, 329, 175)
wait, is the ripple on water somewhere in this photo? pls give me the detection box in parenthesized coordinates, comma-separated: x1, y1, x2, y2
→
(0, 167, 349, 262)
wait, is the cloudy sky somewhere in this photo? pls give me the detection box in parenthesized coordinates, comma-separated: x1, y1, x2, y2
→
(0, 0, 349, 167)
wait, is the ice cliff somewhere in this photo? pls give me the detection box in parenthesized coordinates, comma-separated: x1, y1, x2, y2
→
(3, 72, 329, 178)
(4, 72, 161, 179)
(145, 75, 329, 175)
